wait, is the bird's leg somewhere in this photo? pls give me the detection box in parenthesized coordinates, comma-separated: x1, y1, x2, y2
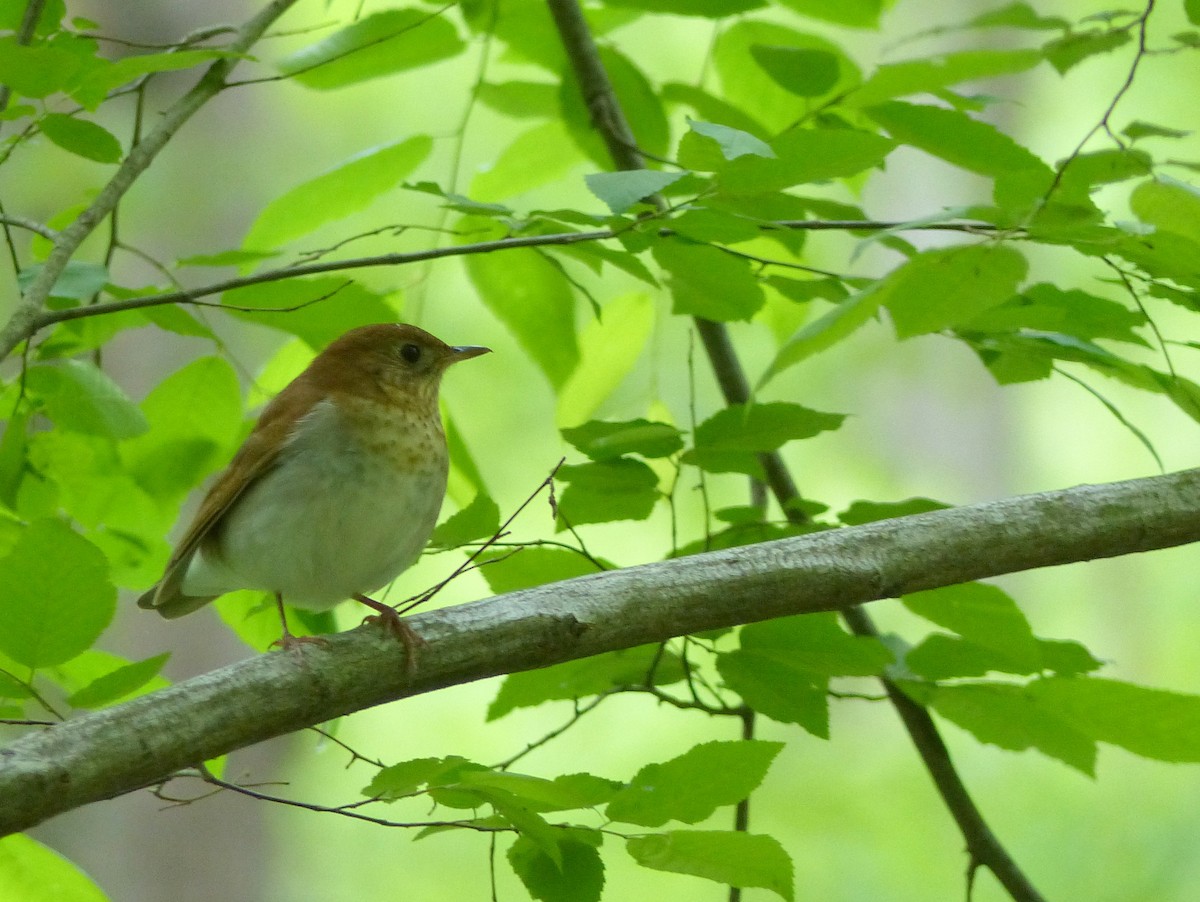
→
(353, 593, 425, 674)
(270, 593, 329, 651)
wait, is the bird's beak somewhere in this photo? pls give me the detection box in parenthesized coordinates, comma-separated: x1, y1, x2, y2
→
(448, 345, 491, 364)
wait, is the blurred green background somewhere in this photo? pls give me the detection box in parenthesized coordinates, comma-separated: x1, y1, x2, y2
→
(6, 0, 1199, 899)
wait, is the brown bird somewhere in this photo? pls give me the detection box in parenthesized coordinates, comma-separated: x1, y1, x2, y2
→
(138, 323, 490, 657)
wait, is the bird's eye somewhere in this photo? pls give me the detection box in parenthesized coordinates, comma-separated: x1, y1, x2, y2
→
(399, 343, 422, 364)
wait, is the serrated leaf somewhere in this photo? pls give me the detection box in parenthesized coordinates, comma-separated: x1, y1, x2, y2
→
(429, 493, 500, 549)
(758, 284, 883, 386)
(607, 740, 783, 827)
(651, 238, 764, 321)
(26, 360, 147, 439)
(1044, 28, 1130, 74)
(584, 170, 687, 214)
(719, 128, 895, 194)
(363, 756, 486, 801)
(561, 419, 684, 461)
(923, 682, 1096, 774)
(473, 121, 579, 201)
(686, 403, 844, 476)
(882, 244, 1027, 338)
(244, 136, 431, 249)
(0, 520, 115, 668)
(555, 458, 659, 526)
(66, 652, 170, 708)
(903, 583, 1040, 669)
(39, 113, 121, 162)
(837, 496, 951, 525)
(279, 9, 464, 89)
(509, 834, 605, 902)
(121, 356, 243, 500)
(464, 246, 578, 389)
(687, 119, 775, 160)
(851, 49, 1042, 107)
(718, 650, 829, 736)
(17, 261, 108, 301)
(1029, 677, 1200, 762)
(626, 831, 794, 901)
(487, 645, 684, 720)
(477, 547, 606, 598)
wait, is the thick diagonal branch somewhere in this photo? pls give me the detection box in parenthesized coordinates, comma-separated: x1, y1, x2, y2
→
(2, 468, 1198, 839)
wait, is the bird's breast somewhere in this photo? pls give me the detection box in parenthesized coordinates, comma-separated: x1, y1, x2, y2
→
(187, 396, 449, 608)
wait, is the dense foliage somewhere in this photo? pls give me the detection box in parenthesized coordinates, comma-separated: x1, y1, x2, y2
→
(2, 1, 1200, 900)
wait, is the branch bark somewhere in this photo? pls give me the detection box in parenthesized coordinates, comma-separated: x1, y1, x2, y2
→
(0, 0, 300, 361)
(3, 467, 1198, 837)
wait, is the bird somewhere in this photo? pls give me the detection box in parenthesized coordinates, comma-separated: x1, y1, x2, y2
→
(138, 323, 490, 661)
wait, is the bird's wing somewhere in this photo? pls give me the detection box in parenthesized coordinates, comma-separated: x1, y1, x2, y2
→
(138, 381, 322, 617)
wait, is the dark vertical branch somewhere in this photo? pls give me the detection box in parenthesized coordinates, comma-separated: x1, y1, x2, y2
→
(543, 2, 1045, 899)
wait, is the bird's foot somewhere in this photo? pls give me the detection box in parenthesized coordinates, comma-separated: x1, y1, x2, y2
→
(354, 594, 426, 675)
(270, 632, 330, 652)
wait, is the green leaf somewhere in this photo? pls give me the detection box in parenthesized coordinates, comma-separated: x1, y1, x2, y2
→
(555, 458, 659, 526)
(1131, 177, 1200, 245)
(758, 283, 883, 385)
(602, 0, 765, 15)
(867, 100, 1050, 178)
(686, 119, 776, 162)
(838, 497, 950, 525)
(464, 246, 579, 388)
(903, 583, 1040, 669)
(429, 493, 500, 549)
(17, 261, 108, 301)
(488, 645, 683, 720)
(851, 49, 1042, 107)
(749, 45, 840, 97)
(651, 237, 764, 321)
(1123, 120, 1191, 141)
(963, 283, 1148, 346)
(556, 292, 655, 428)
(584, 170, 688, 214)
(1188, 0, 1200, 25)
(562, 419, 684, 461)
(364, 755, 487, 800)
(73, 49, 229, 107)
(0, 520, 115, 668)
(39, 113, 121, 162)
(462, 770, 620, 811)
(741, 613, 893, 678)
(686, 402, 844, 475)
(222, 277, 397, 348)
(476, 80, 558, 118)
(121, 356, 243, 500)
(607, 740, 783, 827)
(1043, 28, 1130, 74)
(509, 834, 605, 902)
(477, 547, 606, 598)
(719, 128, 896, 194)
(473, 122, 579, 201)
(1029, 677, 1200, 763)
(922, 682, 1096, 774)
(714, 22, 860, 132)
(279, 9, 464, 89)
(882, 244, 1027, 338)
(0, 834, 109, 902)
(626, 831, 794, 901)
(0, 36, 94, 99)
(65, 652, 170, 708)
(243, 136, 431, 249)
(26, 360, 148, 439)
(717, 649, 829, 736)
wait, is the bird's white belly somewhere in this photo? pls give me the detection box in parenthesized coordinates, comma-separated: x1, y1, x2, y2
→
(181, 399, 446, 609)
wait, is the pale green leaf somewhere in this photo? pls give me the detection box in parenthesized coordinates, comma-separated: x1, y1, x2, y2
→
(0, 834, 109, 902)
(26, 360, 147, 439)
(626, 831, 794, 901)
(39, 113, 121, 162)
(557, 293, 654, 427)
(584, 170, 688, 214)
(244, 136, 431, 249)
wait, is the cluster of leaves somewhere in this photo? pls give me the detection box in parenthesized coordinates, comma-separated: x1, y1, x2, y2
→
(3, 0, 1200, 899)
